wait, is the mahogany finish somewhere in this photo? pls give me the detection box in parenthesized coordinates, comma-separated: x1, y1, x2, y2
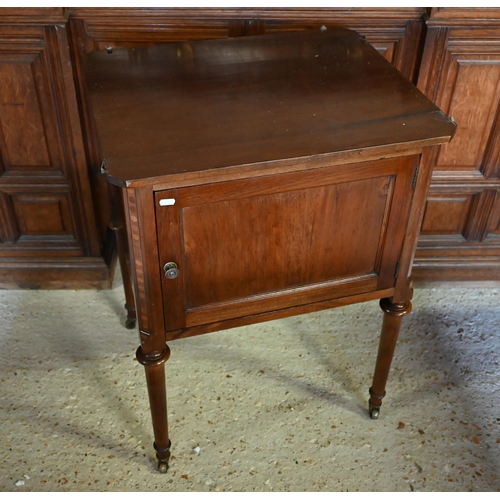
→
(83, 28, 454, 472)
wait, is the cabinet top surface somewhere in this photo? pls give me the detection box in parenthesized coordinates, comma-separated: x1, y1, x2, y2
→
(83, 28, 455, 187)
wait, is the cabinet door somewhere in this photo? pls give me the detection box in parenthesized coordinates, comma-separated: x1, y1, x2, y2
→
(155, 156, 419, 333)
(415, 24, 500, 280)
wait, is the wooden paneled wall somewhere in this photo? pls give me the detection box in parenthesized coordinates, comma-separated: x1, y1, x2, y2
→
(1, 7, 499, 288)
(0, 8, 108, 288)
(414, 8, 500, 281)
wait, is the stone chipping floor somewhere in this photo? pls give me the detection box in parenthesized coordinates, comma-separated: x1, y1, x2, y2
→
(1, 273, 499, 492)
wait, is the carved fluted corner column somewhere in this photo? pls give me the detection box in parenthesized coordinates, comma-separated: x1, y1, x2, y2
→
(369, 298, 412, 419)
(136, 345, 171, 473)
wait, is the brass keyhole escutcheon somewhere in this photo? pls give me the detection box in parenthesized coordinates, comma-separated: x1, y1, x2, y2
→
(164, 262, 179, 279)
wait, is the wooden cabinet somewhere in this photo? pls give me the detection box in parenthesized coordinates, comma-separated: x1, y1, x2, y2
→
(83, 29, 454, 470)
(414, 8, 500, 281)
(0, 9, 109, 288)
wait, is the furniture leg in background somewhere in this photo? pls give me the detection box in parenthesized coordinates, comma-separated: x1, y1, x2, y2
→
(107, 183, 136, 329)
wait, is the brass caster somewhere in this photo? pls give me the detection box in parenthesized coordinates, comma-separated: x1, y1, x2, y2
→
(155, 440, 171, 474)
(369, 402, 380, 420)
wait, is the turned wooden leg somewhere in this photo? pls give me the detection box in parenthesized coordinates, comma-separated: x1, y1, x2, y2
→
(108, 183, 136, 329)
(369, 297, 412, 419)
(116, 225, 137, 330)
(136, 345, 171, 473)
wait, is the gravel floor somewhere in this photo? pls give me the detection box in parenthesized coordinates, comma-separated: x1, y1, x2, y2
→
(1, 274, 499, 492)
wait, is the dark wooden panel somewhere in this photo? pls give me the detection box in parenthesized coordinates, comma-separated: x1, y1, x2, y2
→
(488, 191, 500, 235)
(11, 193, 74, 238)
(417, 25, 500, 179)
(0, 257, 110, 290)
(372, 41, 396, 63)
(89, 22, 235, 49)
(420, 194, 473, 236)
(434, 52, 500, 175)
(429, 8, 500, 22)
(0, 19, 109, 288)
(0, 8, 65, 24)
(0, 183, 83, 256)
(0, 54, 51, 169)
(463, 189, 498, 242)
(417, 186, 500, 266)
(182, 176, 391, 307)
(415, 19, 500, 281)
(155, 156, 419, 330)
(0, 45, 63, 175)
(0, 190, 19, 243)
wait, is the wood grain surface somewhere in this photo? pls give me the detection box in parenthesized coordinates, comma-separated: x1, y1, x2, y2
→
(83, 28, 455, 187)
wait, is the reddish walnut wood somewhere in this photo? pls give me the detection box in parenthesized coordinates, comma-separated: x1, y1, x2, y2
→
(154, 156, 418, 335)
(83, 28, 455, 472)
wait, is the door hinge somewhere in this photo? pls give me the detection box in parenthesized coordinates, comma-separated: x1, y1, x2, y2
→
(394, 260, 400, 279)
(412, 165, 420, 189)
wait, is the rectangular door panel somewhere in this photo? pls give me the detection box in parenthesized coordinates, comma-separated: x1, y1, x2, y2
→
(0, 49, 63, 174)
(182, 177, 390, 308)
(420, 193, 474, 237)
(0, 56, 51, 169)
(436, 58, 500, 172)
(156, 156, 418, 331)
